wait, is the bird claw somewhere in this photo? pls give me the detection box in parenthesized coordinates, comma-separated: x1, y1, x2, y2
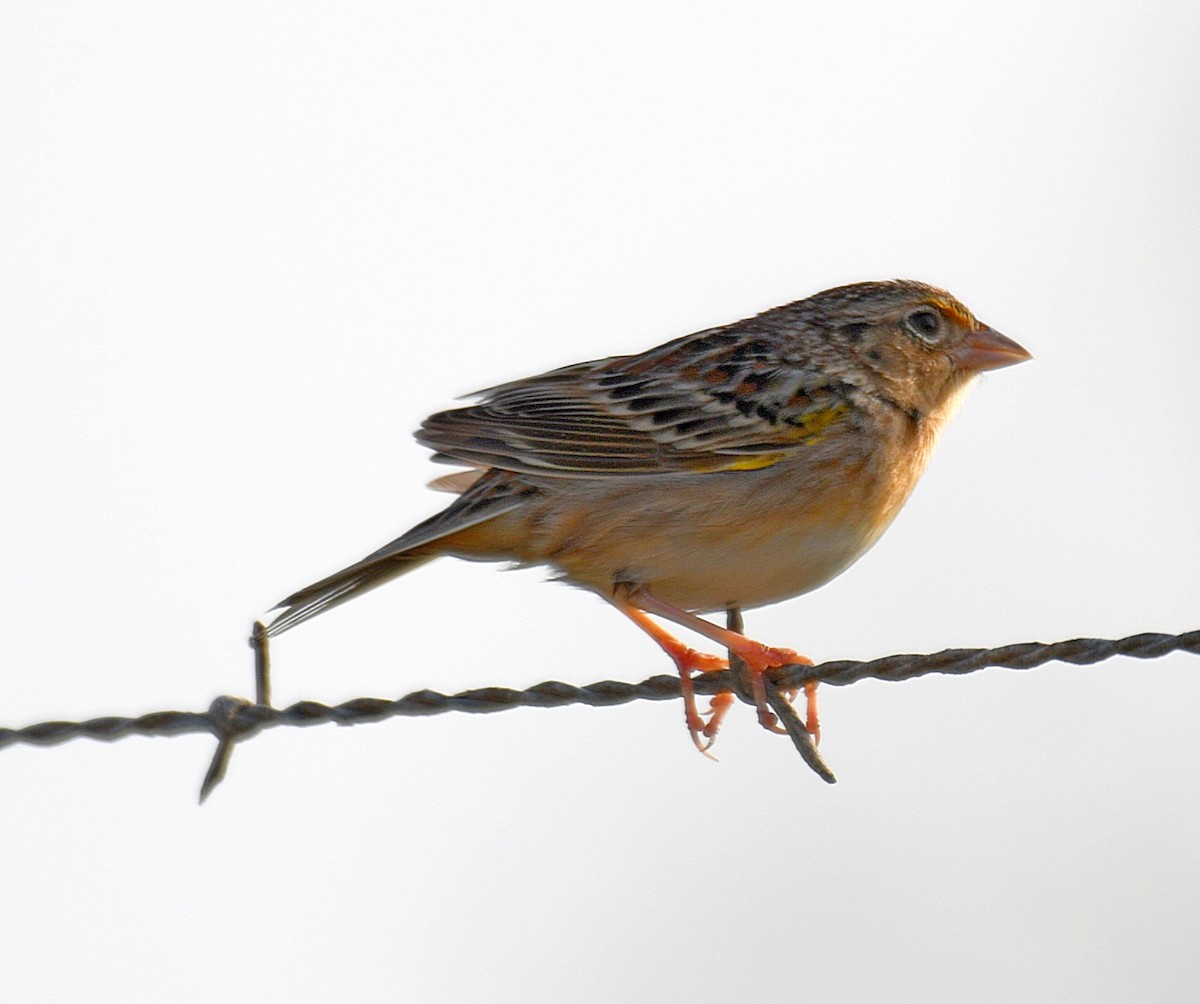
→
(701, 692, 735, 741)
(803, 680, 821, 745)
(756, 706, 788, 734)
(685, 689, 733, 757)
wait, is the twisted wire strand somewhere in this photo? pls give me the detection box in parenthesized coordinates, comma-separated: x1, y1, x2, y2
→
(2, 629, 1195, 759)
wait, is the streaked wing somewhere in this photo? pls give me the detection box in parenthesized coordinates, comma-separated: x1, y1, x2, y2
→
(416, 324, 854, 477)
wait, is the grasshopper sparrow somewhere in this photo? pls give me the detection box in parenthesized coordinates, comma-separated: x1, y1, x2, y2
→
(263, 280, 1030, 753)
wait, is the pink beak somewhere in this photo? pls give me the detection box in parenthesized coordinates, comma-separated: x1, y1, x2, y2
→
(952, 324, 1032, 373)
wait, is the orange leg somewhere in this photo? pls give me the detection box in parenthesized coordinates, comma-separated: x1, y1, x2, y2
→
(616, 584, 820, 745)
(611, 601, 729, 755)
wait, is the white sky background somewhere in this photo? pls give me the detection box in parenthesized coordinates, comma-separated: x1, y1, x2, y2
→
(2, 1, 1199, 1001)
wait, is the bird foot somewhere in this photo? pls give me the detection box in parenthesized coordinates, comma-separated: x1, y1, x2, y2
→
(726, 644, 820, 743)
(670, 647, 729, 757)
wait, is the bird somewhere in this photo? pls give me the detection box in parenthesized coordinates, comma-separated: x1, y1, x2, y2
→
(260, 279, 1030, 754)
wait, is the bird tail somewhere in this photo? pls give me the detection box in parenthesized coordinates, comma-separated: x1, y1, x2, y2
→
(260, 471, 527, 637)
(259, 548, 436, 638)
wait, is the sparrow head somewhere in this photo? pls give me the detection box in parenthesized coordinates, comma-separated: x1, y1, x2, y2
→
(802, 279, 1031, 418)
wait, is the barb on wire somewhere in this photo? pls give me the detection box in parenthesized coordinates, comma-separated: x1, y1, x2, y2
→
(1, 627, 1196, 802)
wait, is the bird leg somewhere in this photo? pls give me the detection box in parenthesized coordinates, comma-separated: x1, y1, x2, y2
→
(615, 584, 820, 745)
(610, 600, 729, 756)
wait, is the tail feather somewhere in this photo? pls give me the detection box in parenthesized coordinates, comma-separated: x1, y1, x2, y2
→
(261, 550, 434, 637)
(260, 471, 528, 637)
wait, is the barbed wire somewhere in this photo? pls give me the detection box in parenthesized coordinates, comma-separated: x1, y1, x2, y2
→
(2, 627, 1197, 801)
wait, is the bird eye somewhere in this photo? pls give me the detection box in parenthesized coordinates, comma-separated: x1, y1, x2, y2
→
(904, 309, 942, 342)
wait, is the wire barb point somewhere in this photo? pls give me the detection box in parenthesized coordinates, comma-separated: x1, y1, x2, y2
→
(251, 621, 272, 707)
(197, 696, 260, 803)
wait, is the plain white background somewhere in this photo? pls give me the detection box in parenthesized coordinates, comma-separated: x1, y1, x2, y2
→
(2, 2, 1198, 1001)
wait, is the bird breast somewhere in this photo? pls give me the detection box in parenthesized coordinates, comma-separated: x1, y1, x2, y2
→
(496, 415, 933, 612)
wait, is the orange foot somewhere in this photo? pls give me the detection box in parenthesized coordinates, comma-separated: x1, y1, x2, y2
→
(702, 691, 737, 744)
(663, 645, 729, 755)
(728, 642, 820, 744)
(611, 586, 819, 753)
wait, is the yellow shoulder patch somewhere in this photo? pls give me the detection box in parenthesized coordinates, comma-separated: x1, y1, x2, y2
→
(781, 402, 850, 444)
(684, 403, 851, 474)
(721, 452, 788, 471)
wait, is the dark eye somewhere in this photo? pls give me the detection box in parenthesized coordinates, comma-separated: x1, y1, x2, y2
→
(904, 309, 941, 342)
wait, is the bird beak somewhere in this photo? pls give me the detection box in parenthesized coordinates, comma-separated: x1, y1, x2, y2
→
(952, 325, 1032, 372)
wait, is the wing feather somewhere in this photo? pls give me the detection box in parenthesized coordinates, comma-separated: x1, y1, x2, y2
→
(416, 328, 856, 478)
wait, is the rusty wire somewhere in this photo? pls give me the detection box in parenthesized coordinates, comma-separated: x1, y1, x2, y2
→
(1, 627, 1197, 801)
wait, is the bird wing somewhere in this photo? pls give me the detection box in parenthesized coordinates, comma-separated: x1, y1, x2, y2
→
(416, 326, 854, 478)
